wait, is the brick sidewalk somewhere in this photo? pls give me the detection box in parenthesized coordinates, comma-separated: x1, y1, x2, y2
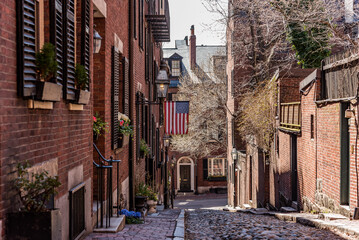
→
(83, 209, 180, 240)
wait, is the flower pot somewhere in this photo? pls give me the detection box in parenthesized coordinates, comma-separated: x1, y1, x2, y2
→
(6, 209, 61, 240)
(118, 134, 130, 148)
(75, 89, 91, 105)
(147, 200, 157, 214)
(36, 81, 62, 102)
(135, 196, 147, 211)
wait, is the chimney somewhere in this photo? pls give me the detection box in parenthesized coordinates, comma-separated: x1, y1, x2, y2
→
(189, 25, 196, 70)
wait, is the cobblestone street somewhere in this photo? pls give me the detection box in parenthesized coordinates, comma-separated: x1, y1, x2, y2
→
(185, 209, 353, 240)
(81, 194, 359, 239)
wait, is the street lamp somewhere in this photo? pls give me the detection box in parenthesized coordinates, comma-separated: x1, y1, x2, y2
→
(93, 28, 102, 53)
(155, 61, 170, 99)
(170, 156, 176, 208)
(163, 135, 171, 209)
(231, 147, 238, 161)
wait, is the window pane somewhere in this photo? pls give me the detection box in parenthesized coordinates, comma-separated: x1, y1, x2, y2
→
(208, 158, 225, 176)
(172, 60, 180, 76)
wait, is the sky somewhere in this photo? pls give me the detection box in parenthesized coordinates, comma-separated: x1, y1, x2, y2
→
(163, 0, 227, 48)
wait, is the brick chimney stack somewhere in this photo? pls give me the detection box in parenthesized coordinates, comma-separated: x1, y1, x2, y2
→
(189, 25, 196, 70)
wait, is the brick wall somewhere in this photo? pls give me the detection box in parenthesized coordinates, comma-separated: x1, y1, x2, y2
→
(0, 0, 94, 237)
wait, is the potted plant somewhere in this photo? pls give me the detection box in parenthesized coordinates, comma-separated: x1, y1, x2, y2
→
(146, 188, 158, 214)
(93, 112, 108, 141)
(139, 139, 150, 158)
(118, 113, 133, 148)
(135, 183, 150, 211)
(7, 161, 62, 239)
(35, 43, 62, 102)
(74, 64, 90, 105)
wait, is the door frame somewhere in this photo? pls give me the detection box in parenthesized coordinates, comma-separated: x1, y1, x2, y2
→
(177, 157, 194, 191)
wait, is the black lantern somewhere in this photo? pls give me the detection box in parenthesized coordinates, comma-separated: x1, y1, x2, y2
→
(155, 61, 170, 99)
(93, 29, 102, 53)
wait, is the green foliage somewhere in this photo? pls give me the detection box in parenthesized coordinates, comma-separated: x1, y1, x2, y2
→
(119, 119, 134, 136)
(287, 22, 331, 68)
(35, 43, 58, 82)
(13, 161, 61, 212)
(93, 112, 108, 137)
(126, 216, 143, 224)
(75, 64, 89, 90)
(135, 182, 158, 201)
(140, 139, 151, 157)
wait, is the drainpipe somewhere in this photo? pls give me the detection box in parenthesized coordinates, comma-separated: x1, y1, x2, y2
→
(128, 0, 135, 210)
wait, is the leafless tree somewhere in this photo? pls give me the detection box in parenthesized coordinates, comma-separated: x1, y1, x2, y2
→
(170, 67, 228, 158)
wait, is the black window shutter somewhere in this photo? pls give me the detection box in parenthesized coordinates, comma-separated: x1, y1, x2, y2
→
(145, 28, 149, 81)
(152, 115, 156, 157)
(156, 128, 160, 167)
(16, 0, 37, 97)
(203, 158, 208, 180)
(63, 0, 76, 100)
(50, 0, 64, 87)
(81, 0, 90, 90)
(139, 0, 144, 49)
(122, 57, 130, 116)
(112, 47, 120, 149)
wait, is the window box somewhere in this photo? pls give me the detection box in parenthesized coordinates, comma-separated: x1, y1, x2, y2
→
(75, 89, 91, 105)
(36, 81, 62, 102)
(207, 176, 227, 181)
(118, 134, 130, 148)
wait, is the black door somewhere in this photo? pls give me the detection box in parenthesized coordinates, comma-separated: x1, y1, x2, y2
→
(291, 135, 298, 201)
(180, 165, 191, 191)
(340, 102, 350, 205)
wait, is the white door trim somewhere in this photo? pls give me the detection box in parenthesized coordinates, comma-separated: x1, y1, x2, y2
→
(177, 157, 194, 191)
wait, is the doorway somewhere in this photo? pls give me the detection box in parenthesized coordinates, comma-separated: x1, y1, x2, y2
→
(180, 165, 191, 191)
(340, 102, 350, 205)
(291, 135, 298, 201)
(177, 157, 194, 192)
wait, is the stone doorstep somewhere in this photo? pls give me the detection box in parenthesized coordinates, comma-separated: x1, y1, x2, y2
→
(249, 208, 270, 215)
(93, 215, 125, 233)
(280, 207, 297, 213)
(242, 204, 252, 209)
(318, 213, 348, 221)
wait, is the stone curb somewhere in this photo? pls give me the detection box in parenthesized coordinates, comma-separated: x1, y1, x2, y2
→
(273, 213, 359, 238)
(173, 209, 185, 239)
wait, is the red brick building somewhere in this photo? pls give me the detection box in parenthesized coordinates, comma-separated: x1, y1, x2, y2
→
(0, 0, 170, 238)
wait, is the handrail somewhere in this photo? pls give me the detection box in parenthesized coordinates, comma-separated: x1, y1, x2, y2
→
(93, 161, 112, 168)
(93, 143, 121, 163)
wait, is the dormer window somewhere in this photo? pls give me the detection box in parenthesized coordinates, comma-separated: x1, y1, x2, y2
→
(171, 60, 181, 76)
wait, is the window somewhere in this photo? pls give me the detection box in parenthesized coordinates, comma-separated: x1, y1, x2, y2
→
(310, 114, 314, 139)
(171, 60, 180, 76)
(207, 158, 227, 177)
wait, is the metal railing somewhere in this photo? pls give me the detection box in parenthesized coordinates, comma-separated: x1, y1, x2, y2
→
(280, 102, 301, 132)
(93, 143, 121, 228)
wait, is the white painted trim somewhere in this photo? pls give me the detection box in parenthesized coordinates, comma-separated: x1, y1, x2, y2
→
(177, 157, 194, 191)
(93, 0, 107, 18)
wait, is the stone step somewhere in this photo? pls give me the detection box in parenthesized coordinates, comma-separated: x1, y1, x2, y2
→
(242, 204, 252, 209)
(318, 213, 348, 221)
(280, 207, 297, 213)
(93, 215, 125, 233)
(249, 208, 269, 215)
(291, 201, 298, 210)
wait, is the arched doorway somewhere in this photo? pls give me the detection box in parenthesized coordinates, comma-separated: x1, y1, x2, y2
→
(177, 157, 194, 192)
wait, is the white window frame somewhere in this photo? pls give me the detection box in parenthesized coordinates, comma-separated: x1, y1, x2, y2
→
(171, 60, 180, 76)
(208, 158, 227, 177)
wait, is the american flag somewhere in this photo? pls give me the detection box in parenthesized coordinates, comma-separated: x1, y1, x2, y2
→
(165, 101, 189, 135)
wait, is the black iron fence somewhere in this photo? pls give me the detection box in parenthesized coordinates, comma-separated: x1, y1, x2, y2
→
(93, 143, 121, 228)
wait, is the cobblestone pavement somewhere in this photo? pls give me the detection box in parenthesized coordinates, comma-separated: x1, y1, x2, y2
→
(83, 209, 180, 240)
(185, 209, 353, 240)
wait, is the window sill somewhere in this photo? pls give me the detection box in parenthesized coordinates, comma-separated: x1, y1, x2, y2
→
(207, 176, 226, 182)
(27, 100, 53, 110)
(68, 103, 83, 111)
